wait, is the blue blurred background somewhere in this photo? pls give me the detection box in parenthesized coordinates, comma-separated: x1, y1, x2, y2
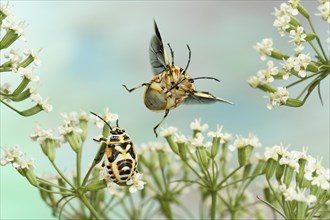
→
(1, 1, 329, 219)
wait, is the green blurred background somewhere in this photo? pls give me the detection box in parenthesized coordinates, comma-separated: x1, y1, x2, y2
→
(1, 1, 329, 219)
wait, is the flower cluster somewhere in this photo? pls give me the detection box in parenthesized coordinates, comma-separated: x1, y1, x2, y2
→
(0, 3, 51, 116)
(260, 145, 329, 219)
(1, 145, 37, 186)
(249, 0, 329, 109)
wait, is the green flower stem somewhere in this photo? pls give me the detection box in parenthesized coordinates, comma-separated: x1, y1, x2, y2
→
(160, 167, 169, 191)
(185, 151, 205, 180)
(307, 17, 328, 63)
(286, 72, 319, 89)
(217, 165, 243, 189)
(37, 185, 72, 196)
(58, 196, 76, 220)
(196, 149, 212, 182)
(308, 41, 325, 64)
(256, 196, 286, 219)
(11, 89, 30, 102)
(296, 74, 325, 101)
(81, 163, 96, 187)
(0, 99, 22, 114)
(20, 105, 43, 116)
(50, 160, 75, 190)
(12, 77, 30, 96)
(220, 173, 262, 189)
(210, 191, 217, 220)
(78, 194, 102, 220)
(266, 178, 283, 208)
(37, 178, 73, 192)
(76, 148, 82, 186)
(220, 143, 228, 177)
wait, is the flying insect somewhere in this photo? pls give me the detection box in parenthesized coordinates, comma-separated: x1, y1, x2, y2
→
(123, 20, 233, 137)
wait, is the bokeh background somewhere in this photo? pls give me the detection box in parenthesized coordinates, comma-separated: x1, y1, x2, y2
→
(1, 1, 329, 219)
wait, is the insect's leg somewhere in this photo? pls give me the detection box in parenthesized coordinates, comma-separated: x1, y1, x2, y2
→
(193, 90, 234, 105)
(153, 109, 170, 138)
(122, 83, 150, 93)
(190, 76, 220, 83)
(93, 136, 107, 142)
(181, 44, 191, 74)
(167, 43, 174, 66)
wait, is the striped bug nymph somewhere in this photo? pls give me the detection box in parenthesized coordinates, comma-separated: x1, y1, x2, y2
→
(91, 112, 137, 186)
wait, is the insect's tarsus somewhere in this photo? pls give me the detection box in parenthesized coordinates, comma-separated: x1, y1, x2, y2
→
(182, 44, 191, 74)
(123, 83, 149, 93)
(90, 112, 113, 130)
(153, 109, 170, 138)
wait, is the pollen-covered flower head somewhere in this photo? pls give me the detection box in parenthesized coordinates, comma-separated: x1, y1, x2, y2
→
(316, 1, 330, 23)
(191, 133, 212, 149)
(190, 118, 208, 132)
(30, 93, 53, 112)
(1, 145, 23, 166)
(266, 87, 289, 109)
(30, 123, 59, 145)
(159, 125, 178, 137)
(256, 60, 279, 83)
(229, 133, 261, 151)
(90, 107, 118, 129)
(254, 38, 273, 60)
(126, 172, 146, 193)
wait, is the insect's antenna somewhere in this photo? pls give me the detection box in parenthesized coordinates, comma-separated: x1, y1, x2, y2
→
(191, 77, 220, 82)
(90, 112, 112, 130)
(116, 120, 119, 127)
(181, 44, 191, 74)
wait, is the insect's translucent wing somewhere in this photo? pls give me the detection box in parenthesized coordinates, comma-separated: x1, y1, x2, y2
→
(184, 92, 234, 105)
(149, 20, 168, 75)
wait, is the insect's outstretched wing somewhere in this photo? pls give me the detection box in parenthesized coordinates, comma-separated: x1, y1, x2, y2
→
(149, 20, 168, 75)
(184, 91, 234, 105)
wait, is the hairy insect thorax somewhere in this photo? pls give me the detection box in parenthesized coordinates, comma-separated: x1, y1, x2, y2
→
(104, 131, 137, 185)
(144, 64, 196, 111)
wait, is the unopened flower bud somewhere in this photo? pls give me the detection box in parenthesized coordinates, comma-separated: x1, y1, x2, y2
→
(270, 50, 289, 60)
(197, 147, 209, 167)
(285, 98, 303, 107)
(283, 166, 294, 187)
(86, 179, 107, 191)
(238, 145, 253, 166)
(165, 136, 179, 154)
(297, 4, 309, 18)
(23, 168, 38, 187)
(265, 158, 277, 180)
(178, 142, 187, 160)
(65, 132, 80, 153)
(0, 29, 20, 49)
(210, 137, 220, 158)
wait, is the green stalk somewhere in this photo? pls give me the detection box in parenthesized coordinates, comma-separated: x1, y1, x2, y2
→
(307, 17, 328, 63)
(76, 149, 82, 186)
(79, 194, 101, 220)
(211, 191, 217, 220)
(50, 160, 75, 189)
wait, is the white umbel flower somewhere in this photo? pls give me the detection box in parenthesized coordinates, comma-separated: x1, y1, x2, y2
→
(126, 173, 146, 193)
(254, 38, 273, 61)
(267, 87, 289, 109)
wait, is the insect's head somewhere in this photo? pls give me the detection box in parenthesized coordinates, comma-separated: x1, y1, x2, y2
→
(110, 126, 125, 135)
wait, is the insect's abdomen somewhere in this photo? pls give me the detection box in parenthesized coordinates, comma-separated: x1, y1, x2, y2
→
(105, 139, 137, 185)
(144, 85, 167, 111)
